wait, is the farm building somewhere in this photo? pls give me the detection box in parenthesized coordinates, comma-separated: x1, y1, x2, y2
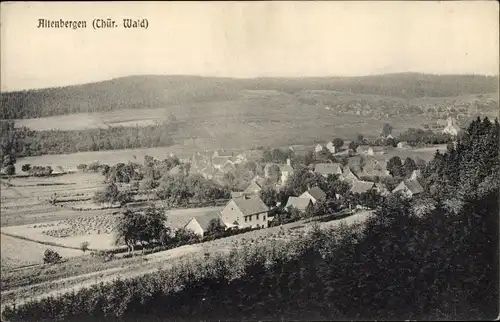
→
(220, 195, 269, 229)
(234, 153, 247, 164)
(392, 179, 424, 198)
(349, 181, 376, 194)
(442, 117, 461, 136)
(184, 212, 225, 237)
(299, 187, 327, 204)
(285, 197, 313, 212)
(314, 163, 343, 177)
(314, 144, 324, 153)
(366, 147, 374, 156)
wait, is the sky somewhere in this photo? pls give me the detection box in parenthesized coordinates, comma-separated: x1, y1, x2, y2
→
(1, 1, 499, 91)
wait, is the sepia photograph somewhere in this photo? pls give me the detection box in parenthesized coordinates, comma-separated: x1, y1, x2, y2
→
(0, 1, 499, 321)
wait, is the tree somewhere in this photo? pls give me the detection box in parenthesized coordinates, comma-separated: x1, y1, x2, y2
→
(3, 164, 15, 176)
(205, 218, 225, 236)
(332, 138, 344, 151)
(43, 249, 62, 264)
(382, 123, 393, 137)
(114, 206, 167, 254)
(403, 157, 417, 178)
(80, 241, 90, 253)
(386, 137, 396, 147)
(21, 164, 31, 173)
(387, 156, 404, 177)
(348, 141, 359, 153)
(356, 133, 364, 143)
(259, 186, 278, 208)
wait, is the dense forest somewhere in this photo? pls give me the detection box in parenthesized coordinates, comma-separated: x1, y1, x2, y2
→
(2, 73, 498, 119)
(0, 121, 175, 159)
(3, 117, 498, 321)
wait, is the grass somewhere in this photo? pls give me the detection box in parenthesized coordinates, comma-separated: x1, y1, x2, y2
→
(0, 234, 85, 271)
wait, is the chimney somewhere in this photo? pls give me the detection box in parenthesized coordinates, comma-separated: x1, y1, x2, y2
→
(286, 158, 291, 166)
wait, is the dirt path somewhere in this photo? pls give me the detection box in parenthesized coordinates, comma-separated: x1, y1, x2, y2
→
(1, 211, 372, 309)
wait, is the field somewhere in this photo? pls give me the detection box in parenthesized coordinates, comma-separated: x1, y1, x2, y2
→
(0, 210, 371, 307)
(0, 234, 85, 271)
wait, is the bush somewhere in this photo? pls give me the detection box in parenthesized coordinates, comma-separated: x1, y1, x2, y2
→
(3, 164, 15, 175)
(43, 249, 62, 264)
(21, 164, 31, 172)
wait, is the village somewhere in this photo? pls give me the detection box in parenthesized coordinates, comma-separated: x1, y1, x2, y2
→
(160, 116, 462, 237)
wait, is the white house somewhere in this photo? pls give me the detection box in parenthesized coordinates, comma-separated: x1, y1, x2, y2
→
(314, 144, 324, 153)
(397, 141, 410, 149)
(410, 169, 422, 180)
(220, 195, 269, 229)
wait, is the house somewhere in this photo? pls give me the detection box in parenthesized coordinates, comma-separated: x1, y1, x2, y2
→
(231, 191, 245, 199)
(392, 179, 424, 198)
(314, 163, 342, 177)
(366, 147, 374, 156)
(314, 144, 324, 153)
(385, 134, 394, 140)
(220, 195, 269, 229)
(325, 142, 336, 154)
(442, 117, 461, 136)
(184, 212, 225, 237)
(349, 180, 376, 194)
(285, 197, 313, 212)
(397, 141, 410, 149)
(279, 158, 294, 186)
(299, 186, 327, 204)
(410, 169, 422, 180)
(243, 180, 263, 195)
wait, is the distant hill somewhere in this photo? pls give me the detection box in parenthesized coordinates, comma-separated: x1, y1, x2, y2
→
(1, 73, 498, 119)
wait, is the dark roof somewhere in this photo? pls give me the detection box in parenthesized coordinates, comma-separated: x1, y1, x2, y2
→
(190, 211, 223, 231)
(304, 187, 326, 201)
(232, 195, 268, 216)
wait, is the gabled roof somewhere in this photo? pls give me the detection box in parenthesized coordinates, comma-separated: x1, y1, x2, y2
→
(187, 211, 223, 231)
(302, 186, 326, 201)
(350, 181, 375, 194)
(314, 163, 342, 176)
(232, 195, 268, 216)
(403, 179, 424, 194)
(250, 175, 267, 187)
(285, 197, 312, 212)
(243, 181, 263, 194)
(342, 167, 359, 181)
(410, 169, 422, 180)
